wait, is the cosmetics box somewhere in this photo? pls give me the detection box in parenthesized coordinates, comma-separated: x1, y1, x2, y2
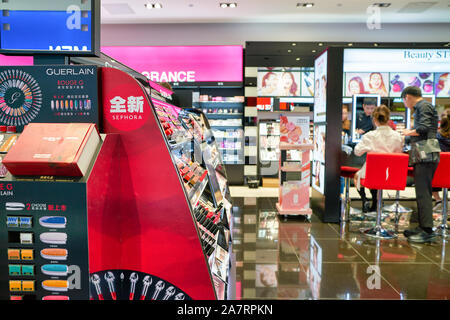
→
(3, 123, 101, 177)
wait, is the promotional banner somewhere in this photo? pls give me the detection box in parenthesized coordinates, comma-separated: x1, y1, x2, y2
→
(0, 54, 33, 66)
(313, 52, 327, 123)
(101, 45, 243, 84)
(390, 72, 434, 97)
(279, 115, 310, 145)
(0, 65, 99, 132)
(344, 48, 450, 73)
(257, 68, 301, 97)
(345, 72, 389, 97)
(0, 179, 91, 300)
(301, 70, 315, 97)
(435, 72, 450, 97)
(312, 124, 326, 195)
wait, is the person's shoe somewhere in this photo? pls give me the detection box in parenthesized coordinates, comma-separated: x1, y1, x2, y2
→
(407, 230, 437, 243)
(362, 201, 371, 213)
(403, 226, 422, 238)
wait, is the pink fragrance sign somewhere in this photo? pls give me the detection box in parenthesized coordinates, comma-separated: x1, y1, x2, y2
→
(0, 54, 33, 66)
(101, 45, 243, 83)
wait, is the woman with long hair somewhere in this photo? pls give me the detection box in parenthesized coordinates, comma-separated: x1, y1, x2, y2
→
(280, 72, 298, 96)
(260, 71, 279, 96)
(347, 76, 366, 96)
(354, 105, 404, 212)
(368, 72, 388, 96)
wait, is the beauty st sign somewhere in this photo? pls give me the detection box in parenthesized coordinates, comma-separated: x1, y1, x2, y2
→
(101, 45, 243, 84)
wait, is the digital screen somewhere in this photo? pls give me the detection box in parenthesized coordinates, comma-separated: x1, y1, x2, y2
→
(0, 0, 98, 55)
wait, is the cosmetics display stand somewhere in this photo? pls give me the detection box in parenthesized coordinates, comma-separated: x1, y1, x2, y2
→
(276, 143, 314, 220)
(0, 133, 120, 300)
(195, 98, 245, 166)
(97, 67, 234, 300)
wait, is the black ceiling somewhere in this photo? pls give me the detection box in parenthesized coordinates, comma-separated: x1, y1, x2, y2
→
(245, 41, 450, 67)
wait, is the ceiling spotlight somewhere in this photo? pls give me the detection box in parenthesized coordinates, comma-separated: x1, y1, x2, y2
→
(292, 43, 297, 46)
(312, 49, 317, 53)
(347, 43, 353, 46)
(372, 3, 391, 7)
(145, 3, 163, 9)
(297, 3, 314, 8)
(220, 3, 237, 8)
(296, 57, 301, 61)
(288, 49, 292, 53)
(373, 43, 379, 47)
(318, 43, 323, 46)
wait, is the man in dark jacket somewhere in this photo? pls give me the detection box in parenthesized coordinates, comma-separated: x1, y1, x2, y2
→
(355, 98, 376, 136)
(402, 86, 440, 243)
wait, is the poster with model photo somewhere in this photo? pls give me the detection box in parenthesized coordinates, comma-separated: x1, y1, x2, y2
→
(312, 124, 326, 194)
(390, 72, 435, 97)
(435, 72, 450, 97)
(280, 115, 310, 145)
(313, 51, 327, 123)
(313, 124, 326, 164)
(312, 160, 325, 195)
(257, 67, 301, 97)
(345, 72, 389, 97)
(301, 69, 315, 97)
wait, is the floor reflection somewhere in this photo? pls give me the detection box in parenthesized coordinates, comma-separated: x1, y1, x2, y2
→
(232, 197, 450, 300)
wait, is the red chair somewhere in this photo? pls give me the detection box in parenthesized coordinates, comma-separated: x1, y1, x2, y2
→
(341, 166, 361, 221)
(431, 152, 450, 238)
(360, 153, 409, 239)
(383, 166, 414, 223)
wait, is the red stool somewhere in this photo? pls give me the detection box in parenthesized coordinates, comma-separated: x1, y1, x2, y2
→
(383, 166, 414, 223)
(341, 166, 361, 221)
(431, 152, 450, 238)
(360, 153, 409, 239)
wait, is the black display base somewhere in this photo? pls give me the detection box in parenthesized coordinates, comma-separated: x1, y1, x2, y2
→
(224, 164, 244, 185)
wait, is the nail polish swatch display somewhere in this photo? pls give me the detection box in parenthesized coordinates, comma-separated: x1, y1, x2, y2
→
(50, 99, 92, 111)
(89, 270, 191, 300)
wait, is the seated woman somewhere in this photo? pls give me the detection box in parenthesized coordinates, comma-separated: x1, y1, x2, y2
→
(354, 105, 404, 212)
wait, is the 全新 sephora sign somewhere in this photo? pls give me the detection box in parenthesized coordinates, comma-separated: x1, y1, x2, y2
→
(101, 45, 243, 83)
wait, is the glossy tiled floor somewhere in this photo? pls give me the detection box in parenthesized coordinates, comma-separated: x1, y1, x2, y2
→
(231, 196, 450, 300)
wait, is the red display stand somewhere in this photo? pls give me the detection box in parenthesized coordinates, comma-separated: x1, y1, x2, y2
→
(87, 67, 233, 300)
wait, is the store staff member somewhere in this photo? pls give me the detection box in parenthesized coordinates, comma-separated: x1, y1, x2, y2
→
(356, 98, 377, 136)
(402, 86, 440, 243)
